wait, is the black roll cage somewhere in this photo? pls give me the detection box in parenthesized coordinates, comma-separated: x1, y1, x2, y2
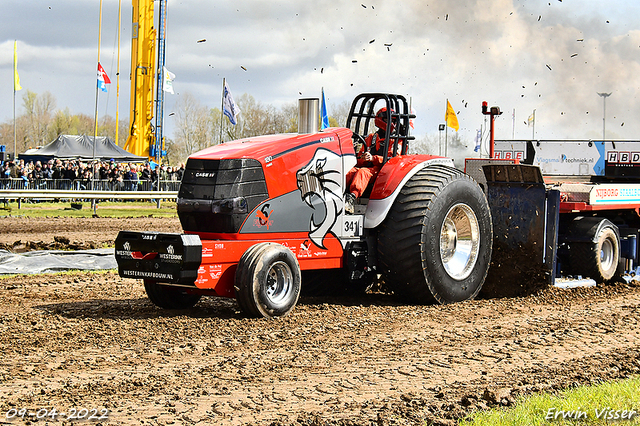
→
(346, 93, 416, 165)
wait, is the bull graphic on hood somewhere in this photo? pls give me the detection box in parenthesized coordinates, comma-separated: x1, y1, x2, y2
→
(296, 148, 343, 249)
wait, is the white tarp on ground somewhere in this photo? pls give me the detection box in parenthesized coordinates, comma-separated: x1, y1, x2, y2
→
(0, 249, 116, 275)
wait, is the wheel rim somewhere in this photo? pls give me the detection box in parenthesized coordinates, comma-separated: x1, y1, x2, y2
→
(439, 203, 481, 280)
(600, 237, 615, 272)
(265, 261, 293, 308)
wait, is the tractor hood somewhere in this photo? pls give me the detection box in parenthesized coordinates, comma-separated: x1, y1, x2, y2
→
(178, 128, 355, 236)
(189, 133, 331, 163)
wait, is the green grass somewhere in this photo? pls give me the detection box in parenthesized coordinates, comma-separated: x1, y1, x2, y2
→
(0, 201, 177, 218)
(460, 376, 640, 425)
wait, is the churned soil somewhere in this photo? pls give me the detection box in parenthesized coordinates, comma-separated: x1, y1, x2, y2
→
(0, 217, 639, 425)
(0, 216, 182, 252)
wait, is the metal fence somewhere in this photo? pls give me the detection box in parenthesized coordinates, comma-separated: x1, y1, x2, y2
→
(0, 178, 180, 208)
(0, 178, 181, 192)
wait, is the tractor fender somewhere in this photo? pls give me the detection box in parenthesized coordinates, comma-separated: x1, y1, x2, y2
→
(364, 156, 455, 228)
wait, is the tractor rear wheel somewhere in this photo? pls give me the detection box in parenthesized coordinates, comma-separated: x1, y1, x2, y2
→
(144, 281, 202, 309)
(378, 165, 492, 304)
(234, 242, 301, 318)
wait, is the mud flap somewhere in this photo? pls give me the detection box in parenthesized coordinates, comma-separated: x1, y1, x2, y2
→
(480, 164, 560, 297)
(115, 231, 202, 284)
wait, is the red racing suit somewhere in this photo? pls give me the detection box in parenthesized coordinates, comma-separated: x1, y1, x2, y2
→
(345, 132, 388, 198)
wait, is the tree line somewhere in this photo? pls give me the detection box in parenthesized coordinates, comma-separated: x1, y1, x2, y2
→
(0, 90, 127, 155)
(163, 93, 470, 164)
(165, 92, 353, 164)
(1, 90, 472, 166)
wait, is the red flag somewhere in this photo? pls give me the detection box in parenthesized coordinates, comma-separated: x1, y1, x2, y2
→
(97, 62, 111, 84)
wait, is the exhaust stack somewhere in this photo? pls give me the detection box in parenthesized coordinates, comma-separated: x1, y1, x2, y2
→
(298, 98, 319, 134)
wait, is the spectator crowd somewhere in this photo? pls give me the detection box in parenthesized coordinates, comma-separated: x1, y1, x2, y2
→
(0, 158, 184, 191)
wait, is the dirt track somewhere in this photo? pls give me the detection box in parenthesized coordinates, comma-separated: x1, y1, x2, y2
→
(0, 217, 639, 425)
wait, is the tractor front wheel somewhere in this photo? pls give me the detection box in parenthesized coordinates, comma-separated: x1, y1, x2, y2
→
(234, 243, 301, 318)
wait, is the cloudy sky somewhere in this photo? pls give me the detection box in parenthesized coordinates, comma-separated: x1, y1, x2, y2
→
(2, 0, 640, 154)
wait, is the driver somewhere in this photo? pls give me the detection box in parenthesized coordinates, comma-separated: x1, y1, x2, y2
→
(344, 107, 397, 214)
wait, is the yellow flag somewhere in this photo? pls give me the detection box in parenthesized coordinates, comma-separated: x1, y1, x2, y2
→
(445, 100, 458, 131)
(14, 40, 22, 91)
(527, 110, 535, 127)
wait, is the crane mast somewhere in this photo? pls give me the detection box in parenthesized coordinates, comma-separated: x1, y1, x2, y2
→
(124, 0, 156, 158)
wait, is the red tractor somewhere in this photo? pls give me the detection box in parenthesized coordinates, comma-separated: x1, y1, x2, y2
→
(115, 93, 494, 317)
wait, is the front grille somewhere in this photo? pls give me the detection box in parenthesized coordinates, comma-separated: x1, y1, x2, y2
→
(177, 158, 268, 233)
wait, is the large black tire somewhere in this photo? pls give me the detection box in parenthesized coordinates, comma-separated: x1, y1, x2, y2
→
(144, 281, 202, 309)
(378, 165, 492, 304)
(233, 243, 267, 316)
(234, 243, 301, 318)
(566, 218, 621, 283)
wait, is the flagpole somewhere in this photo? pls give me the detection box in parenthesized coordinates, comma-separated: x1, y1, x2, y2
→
(154, 0, 168, 163)
(483, 116, 488, 158)
(115, 0, 122, 145)
(445, 99, 449, 157)
(532, 109, 536, 140)
(13, 40, 18, 160)
(220, 78, 225, 143)
(13, 50, 16, 160)
(13, 87, 16, 161)
(321, 87, 325, 130)
(480, 124, 483, 158)
(94, 0, 104, 149)
(92, 0, 104, 214)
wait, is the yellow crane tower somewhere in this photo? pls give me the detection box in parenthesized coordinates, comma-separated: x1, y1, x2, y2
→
(124, 0, 156, 158)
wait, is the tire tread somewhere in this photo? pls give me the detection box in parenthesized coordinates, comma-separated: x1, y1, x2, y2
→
(378, 165, 491, 304)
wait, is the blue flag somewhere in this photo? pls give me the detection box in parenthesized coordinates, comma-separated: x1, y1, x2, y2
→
(474, 128, 482, 152)
(320, 88, 329, 130)
(223, 80, 240, 125)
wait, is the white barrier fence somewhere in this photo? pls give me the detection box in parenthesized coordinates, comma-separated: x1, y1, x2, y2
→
(0, 189, 178, 209)
(0, 178, 180, 192)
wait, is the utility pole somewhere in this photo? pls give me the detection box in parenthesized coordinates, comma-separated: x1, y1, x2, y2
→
(597, 92, 612, 141)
